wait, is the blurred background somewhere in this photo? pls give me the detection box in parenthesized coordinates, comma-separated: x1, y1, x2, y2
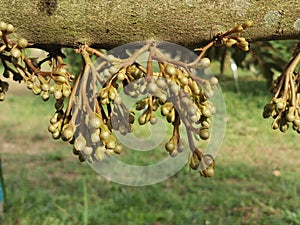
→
(0, 40, 300, 225)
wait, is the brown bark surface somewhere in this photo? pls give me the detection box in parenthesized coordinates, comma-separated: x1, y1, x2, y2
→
(0, 0, 299, 48)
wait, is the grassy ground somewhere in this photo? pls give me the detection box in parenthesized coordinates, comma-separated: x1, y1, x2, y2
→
(0, 69, 300, 225)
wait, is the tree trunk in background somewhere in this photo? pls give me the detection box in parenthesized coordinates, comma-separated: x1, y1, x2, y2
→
(0, 0, 299, 49)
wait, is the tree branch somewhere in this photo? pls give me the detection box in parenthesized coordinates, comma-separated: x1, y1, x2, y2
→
(0, 0, 299, 49)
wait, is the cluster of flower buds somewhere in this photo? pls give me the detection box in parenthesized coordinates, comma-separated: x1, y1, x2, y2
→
(189, 152, 216, 177)
(66, 42, 220, 177)
(0, 21, 28, 100)
(221, 21, 253, 51)
(24, 61, 74, 102)
(263, 50, 300, 133)
(0, 21, 254, 178)
(0, 21, 74, 103)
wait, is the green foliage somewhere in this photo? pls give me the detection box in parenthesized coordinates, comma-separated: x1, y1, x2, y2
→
(61, 48, 83, 75)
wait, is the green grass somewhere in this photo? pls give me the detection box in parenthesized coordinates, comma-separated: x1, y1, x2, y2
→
(0, 71, 300, 225)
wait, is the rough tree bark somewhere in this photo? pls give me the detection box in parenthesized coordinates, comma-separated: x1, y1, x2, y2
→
(0, 0, 299, 49)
